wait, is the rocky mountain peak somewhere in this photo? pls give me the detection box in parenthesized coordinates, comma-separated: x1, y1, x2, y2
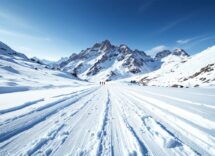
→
(119, 44, 132, 55)
(134, 49, 148, 57)
(92, 40, 113, 52)
(100, 40, 113, 51)
(119, 44, 129, 50)
(154, 50, 171, 60)
(173, 48, 189, 57)
(57, 40, 192, 81)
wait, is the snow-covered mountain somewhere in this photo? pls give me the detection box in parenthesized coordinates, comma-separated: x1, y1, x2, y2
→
(30, 57, 69, 70)
(59, 40, 193, 82)
(1, 41, 215, 156)
(0, 41, 29, 60)
(1, 40, 214, 87)
(0, 41, 86, 93)
(130, 46, 215, 87)
(59, 40, 157, 81)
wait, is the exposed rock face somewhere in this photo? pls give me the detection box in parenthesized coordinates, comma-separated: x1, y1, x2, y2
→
(58, 40, 191, 81)
(106, 71, 117, 81)
(154, 50, 171, 60)
(136, 46, 215, 88)
(172, 48, 189, 57)
(184, 63, 215, 83)
(60, 40, 155, 81)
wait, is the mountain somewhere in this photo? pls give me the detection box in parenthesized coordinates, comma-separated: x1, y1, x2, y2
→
(0, 41, 29, 60)
(1, 41, 214, 156)
(30, 57, 69, 70)
(0, 41, 85, 93)
(1, 40, 214, 87)
(172, 48, 189, 57)
(154, 50, 171, 60)
(154, 48, 189, 60)
(59, 40, 192, 82)
(131, 46, 215, 87)
(59, 40, 158, 81)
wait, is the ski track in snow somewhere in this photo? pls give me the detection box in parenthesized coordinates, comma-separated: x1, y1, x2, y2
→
(0, 82, 215, 156)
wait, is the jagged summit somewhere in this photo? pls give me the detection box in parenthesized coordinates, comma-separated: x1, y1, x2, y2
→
(0, 40, 191, 82)
(59, 40, 190, 81)
(92, 40, 113, 51)
(154, 48, 189, 60)
(172, 48, 189, 57)
(58, 40, 156, 81)
(154, 50, 172, 60)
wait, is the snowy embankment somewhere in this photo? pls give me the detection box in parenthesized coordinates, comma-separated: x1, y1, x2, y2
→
(128, 46, 215, 88)
(0, 82, 214, 156)
(0, 43, 88, 94)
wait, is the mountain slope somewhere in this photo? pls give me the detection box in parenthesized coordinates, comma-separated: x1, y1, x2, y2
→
(59, 40, 193, 82)
(0, 41, 86, 93)
(135, 46, 215, 87)
(60, 40, 156, 81)
(1, 40, 214, 87)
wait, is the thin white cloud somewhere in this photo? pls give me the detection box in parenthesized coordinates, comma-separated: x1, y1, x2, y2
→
(172, 34, 215, 55)
(147, 45, 169, 56)
(176, 34, 215, 47)
(176, 39, 192, 44)
(182, 35, 215, 50)
(159, 15, 191, 33)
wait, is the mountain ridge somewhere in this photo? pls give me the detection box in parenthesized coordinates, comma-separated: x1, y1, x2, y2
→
(1, 40, 214, 87)
(58, 40, 189, 81)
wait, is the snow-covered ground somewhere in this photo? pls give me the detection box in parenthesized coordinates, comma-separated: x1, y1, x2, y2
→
(1, 41, 215, 155)
(131, 46, 215, 88)
(0, 41, 88, 94)
(1, 82, 214, 156)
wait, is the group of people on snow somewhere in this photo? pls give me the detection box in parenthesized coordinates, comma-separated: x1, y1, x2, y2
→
(100, 81, 106, 85)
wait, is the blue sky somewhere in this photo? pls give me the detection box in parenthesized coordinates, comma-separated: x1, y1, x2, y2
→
(0, 0, 215, 60)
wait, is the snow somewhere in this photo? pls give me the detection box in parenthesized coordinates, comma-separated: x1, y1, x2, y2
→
(0, 45, 87, 93)
(1, 41, 215, 155)
(127, 46, 215, 87)
(1, 82, 215, 156)
(60, 40, 155, 81)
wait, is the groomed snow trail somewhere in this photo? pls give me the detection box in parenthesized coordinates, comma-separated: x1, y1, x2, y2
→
(0, 82, 215, 156)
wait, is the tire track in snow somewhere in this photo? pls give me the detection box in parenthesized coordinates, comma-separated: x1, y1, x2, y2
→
(26, 124, 65, 156)
(139, 90, 215, 109)
(122, 117, 149, 156)
(96, 90, 113, 156)
(109, 86, 149, 156)
(0, 99, 44, 114)
(118, 86, 214, 156)
(113, 92, 149, 156)
(0, 88, 99, 155)
(113, 86, 200, 156)
(24, 92, 98, 156)
(127, 89, 215, 130)
(0, 88, 94, 125)
(51, 87, 109, 155)
(0, 88, 98, 142)
(1, 88, 95, 123)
